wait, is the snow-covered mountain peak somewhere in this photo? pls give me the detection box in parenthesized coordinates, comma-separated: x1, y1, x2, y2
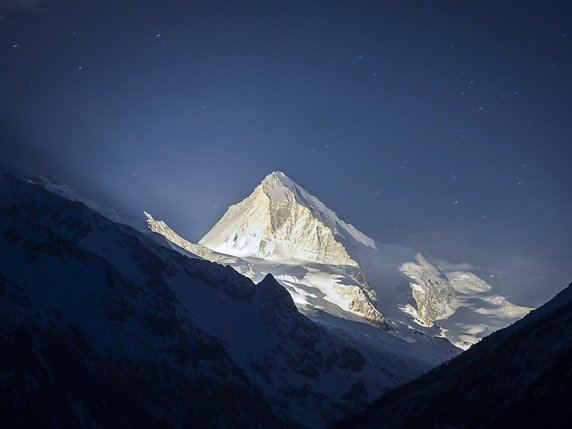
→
(200, 171, 375, 268)
(198, 172, 394, 326)
(200, 172, 367, 267)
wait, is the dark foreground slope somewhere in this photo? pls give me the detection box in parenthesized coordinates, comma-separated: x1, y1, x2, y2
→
(332, 282, 572, 429)
(0, 175, 287, 428)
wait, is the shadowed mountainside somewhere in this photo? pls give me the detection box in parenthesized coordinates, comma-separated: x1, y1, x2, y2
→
(330, 282, 572, 429)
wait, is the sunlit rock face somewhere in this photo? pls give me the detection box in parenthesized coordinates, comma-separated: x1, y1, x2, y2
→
(400, 253, 532, 348)
(145, 211, 212, 258)
(400, 254, 457, 326)
(200, 172, 365, 267)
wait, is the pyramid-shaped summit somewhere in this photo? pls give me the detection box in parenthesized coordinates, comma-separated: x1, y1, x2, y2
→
(199, 171, 372, 266)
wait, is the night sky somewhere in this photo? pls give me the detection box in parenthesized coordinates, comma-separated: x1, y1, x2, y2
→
(1, 0, 571, 306)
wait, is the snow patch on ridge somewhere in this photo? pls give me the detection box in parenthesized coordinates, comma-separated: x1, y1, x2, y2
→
(28, 176, 146, 232)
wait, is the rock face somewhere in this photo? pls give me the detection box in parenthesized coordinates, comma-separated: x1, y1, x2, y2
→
(399, 253, 531, 348)
(400, 253, 457, 325)
(200, 171, 366, 267)
(0, 175, 425, 428)
(145, 210, 212, 258)
(330, 283, 572, 429)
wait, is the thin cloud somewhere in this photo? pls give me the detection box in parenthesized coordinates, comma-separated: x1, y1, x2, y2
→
(434, 259, 475, 272)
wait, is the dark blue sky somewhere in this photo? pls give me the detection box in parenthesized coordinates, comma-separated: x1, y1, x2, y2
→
(1, 0, 571, 305)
